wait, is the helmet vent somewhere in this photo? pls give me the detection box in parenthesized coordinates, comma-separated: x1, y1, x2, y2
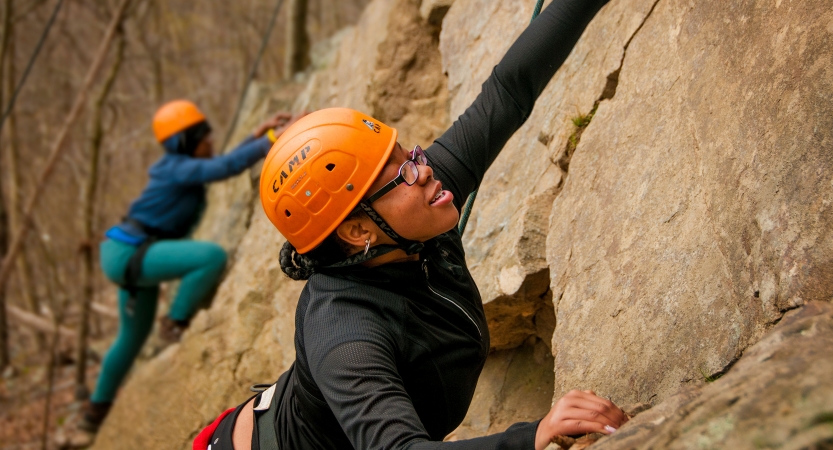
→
(285, 209, 292, 217)
(325, 163, 336, 171)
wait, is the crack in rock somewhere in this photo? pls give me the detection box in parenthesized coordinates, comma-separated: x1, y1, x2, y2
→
(556, 0, 664, 179)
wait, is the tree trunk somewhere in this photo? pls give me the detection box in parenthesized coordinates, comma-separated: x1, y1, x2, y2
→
(284, 0, 309, 79)
(0, 154, 8, 368)
(36, 228, 69, 450)
(0, 0, 12, 370)
(3, 6, 45, 350)
(0, 0, 132, 294)
(74, 30, 126, 401)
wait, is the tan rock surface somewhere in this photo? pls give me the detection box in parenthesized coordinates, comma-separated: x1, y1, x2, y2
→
(193, 81, 304, 258)
(547, 0, 833, 404)
(297, 0, 449, 146)
(442, 0, 660, 349)
(447, 338, 555, 441)
(593, 302, 833, 449)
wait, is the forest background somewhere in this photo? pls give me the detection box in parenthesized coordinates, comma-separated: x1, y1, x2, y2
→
(0, 0, 369, 448)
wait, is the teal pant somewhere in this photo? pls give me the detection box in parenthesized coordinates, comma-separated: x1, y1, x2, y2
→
(91, 238, 227, 402)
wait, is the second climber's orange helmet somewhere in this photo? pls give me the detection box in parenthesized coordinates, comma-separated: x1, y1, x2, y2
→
(152, 100, 207, 142)
(259, 108, 397, 253)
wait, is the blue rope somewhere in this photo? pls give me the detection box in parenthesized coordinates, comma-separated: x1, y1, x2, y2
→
(457, 0, 545, 236)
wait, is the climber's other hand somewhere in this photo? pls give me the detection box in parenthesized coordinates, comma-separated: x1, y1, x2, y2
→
(269, 112, 308, 140)
(534, 389, 627, 450)
(253, 111, 293, 137)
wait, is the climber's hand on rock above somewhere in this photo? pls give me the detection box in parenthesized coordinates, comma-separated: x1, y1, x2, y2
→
(254, 111, 309, 140)
(253, 111, 293, 137)
(270, 112, 308, 139)
(534, 389, 628, 450)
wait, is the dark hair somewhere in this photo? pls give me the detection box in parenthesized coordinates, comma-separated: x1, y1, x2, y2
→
(161, 121, 212, 155)
(279, 208, 364, 280)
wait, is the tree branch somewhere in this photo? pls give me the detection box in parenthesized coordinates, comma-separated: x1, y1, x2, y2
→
(0, 0, 133, 294)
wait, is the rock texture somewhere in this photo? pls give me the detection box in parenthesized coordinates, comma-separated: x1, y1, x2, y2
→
(447, 339, 555, 441)
(442, 0, 663, 350)
(593, 302, 833, 449)
(295, 0, 449, 147)
(547, 0, 833, 405)
(193, 81, 304, 258)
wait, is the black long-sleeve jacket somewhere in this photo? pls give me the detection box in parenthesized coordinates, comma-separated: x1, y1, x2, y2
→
(212, 1, 609, 448)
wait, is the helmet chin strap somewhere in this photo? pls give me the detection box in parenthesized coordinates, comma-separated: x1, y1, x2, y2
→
(324, 201, 424, 268)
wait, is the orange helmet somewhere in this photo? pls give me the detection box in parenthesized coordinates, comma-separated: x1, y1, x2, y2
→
(152, 100, 207, 142)
(260, 108, 398, 254)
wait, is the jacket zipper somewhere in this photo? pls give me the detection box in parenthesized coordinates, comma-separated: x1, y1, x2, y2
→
(423, 260, 482, 338)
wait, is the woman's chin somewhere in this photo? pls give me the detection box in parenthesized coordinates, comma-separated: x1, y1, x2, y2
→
(437, 209, 461, 236)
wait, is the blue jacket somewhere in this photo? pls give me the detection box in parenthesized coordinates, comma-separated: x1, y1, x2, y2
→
(107, 135, 272, 244)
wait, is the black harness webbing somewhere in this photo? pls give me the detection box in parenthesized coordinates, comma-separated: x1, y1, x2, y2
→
(251, 363, 294, 450)
(121, 218, 167, 315)
(255, 392, 279, 450)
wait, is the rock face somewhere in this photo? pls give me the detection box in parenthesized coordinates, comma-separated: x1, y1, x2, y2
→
(295, 0, 448, 147)
(442, 0, 664, 350)
(192, 81, 304, 257)
(593, 302, 833, 449)
(547, 0, 833, 405)
(92, 0, 833, 448)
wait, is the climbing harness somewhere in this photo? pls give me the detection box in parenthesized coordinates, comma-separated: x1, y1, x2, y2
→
(116, 218, 174, 315)
(251, 364, 296, 450)
(221, 0, 286, 151)
(457, 0, 545, 236)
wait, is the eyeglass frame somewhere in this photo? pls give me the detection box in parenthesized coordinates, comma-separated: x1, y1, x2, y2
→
(365, 145, 427, 204)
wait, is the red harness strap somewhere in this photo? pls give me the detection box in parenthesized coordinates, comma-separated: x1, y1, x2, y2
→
(193, 408, 235, 450)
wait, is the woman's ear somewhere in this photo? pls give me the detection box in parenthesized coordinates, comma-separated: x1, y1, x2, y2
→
(335, 218, 377, 250)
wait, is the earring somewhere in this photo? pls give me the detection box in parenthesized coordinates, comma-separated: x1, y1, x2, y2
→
(364, 239, 371, 256)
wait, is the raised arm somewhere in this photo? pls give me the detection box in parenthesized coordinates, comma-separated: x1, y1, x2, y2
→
(427, 0, 610, 210)
(172, 135, 271, 185)
(173, 112, 306, 185)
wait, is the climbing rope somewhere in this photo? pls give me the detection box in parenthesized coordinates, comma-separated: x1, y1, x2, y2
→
(0, 0, 65, 134)
(530, 0, 545, 23)
(220, 0, 285, 151)
(457, 0, 545, 236)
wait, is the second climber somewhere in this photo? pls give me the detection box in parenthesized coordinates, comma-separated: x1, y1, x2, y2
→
(81, 100, 304, 435)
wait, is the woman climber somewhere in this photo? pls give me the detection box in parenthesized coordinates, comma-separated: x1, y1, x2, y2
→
(81, 101, 304, 434)
(197, 0, 627, 448)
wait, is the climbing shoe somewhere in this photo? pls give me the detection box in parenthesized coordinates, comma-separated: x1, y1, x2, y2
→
(54, 402, 110, 449)
(78, 401, 112, 432)
(159, 316, 190, 343)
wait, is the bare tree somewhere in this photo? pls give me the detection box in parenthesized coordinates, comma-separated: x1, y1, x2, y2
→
(34, 225, 70, 450)
(0, 0, 132, 294)
(75, 29, 126, 400)
(0, 151, 8, 369)
(0, 0, 13, 370)
(3, 0, 46, 352)
(285, 0, 309, 79)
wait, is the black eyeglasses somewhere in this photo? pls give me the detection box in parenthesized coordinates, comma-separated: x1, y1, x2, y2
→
(366, 145, 427, 203)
